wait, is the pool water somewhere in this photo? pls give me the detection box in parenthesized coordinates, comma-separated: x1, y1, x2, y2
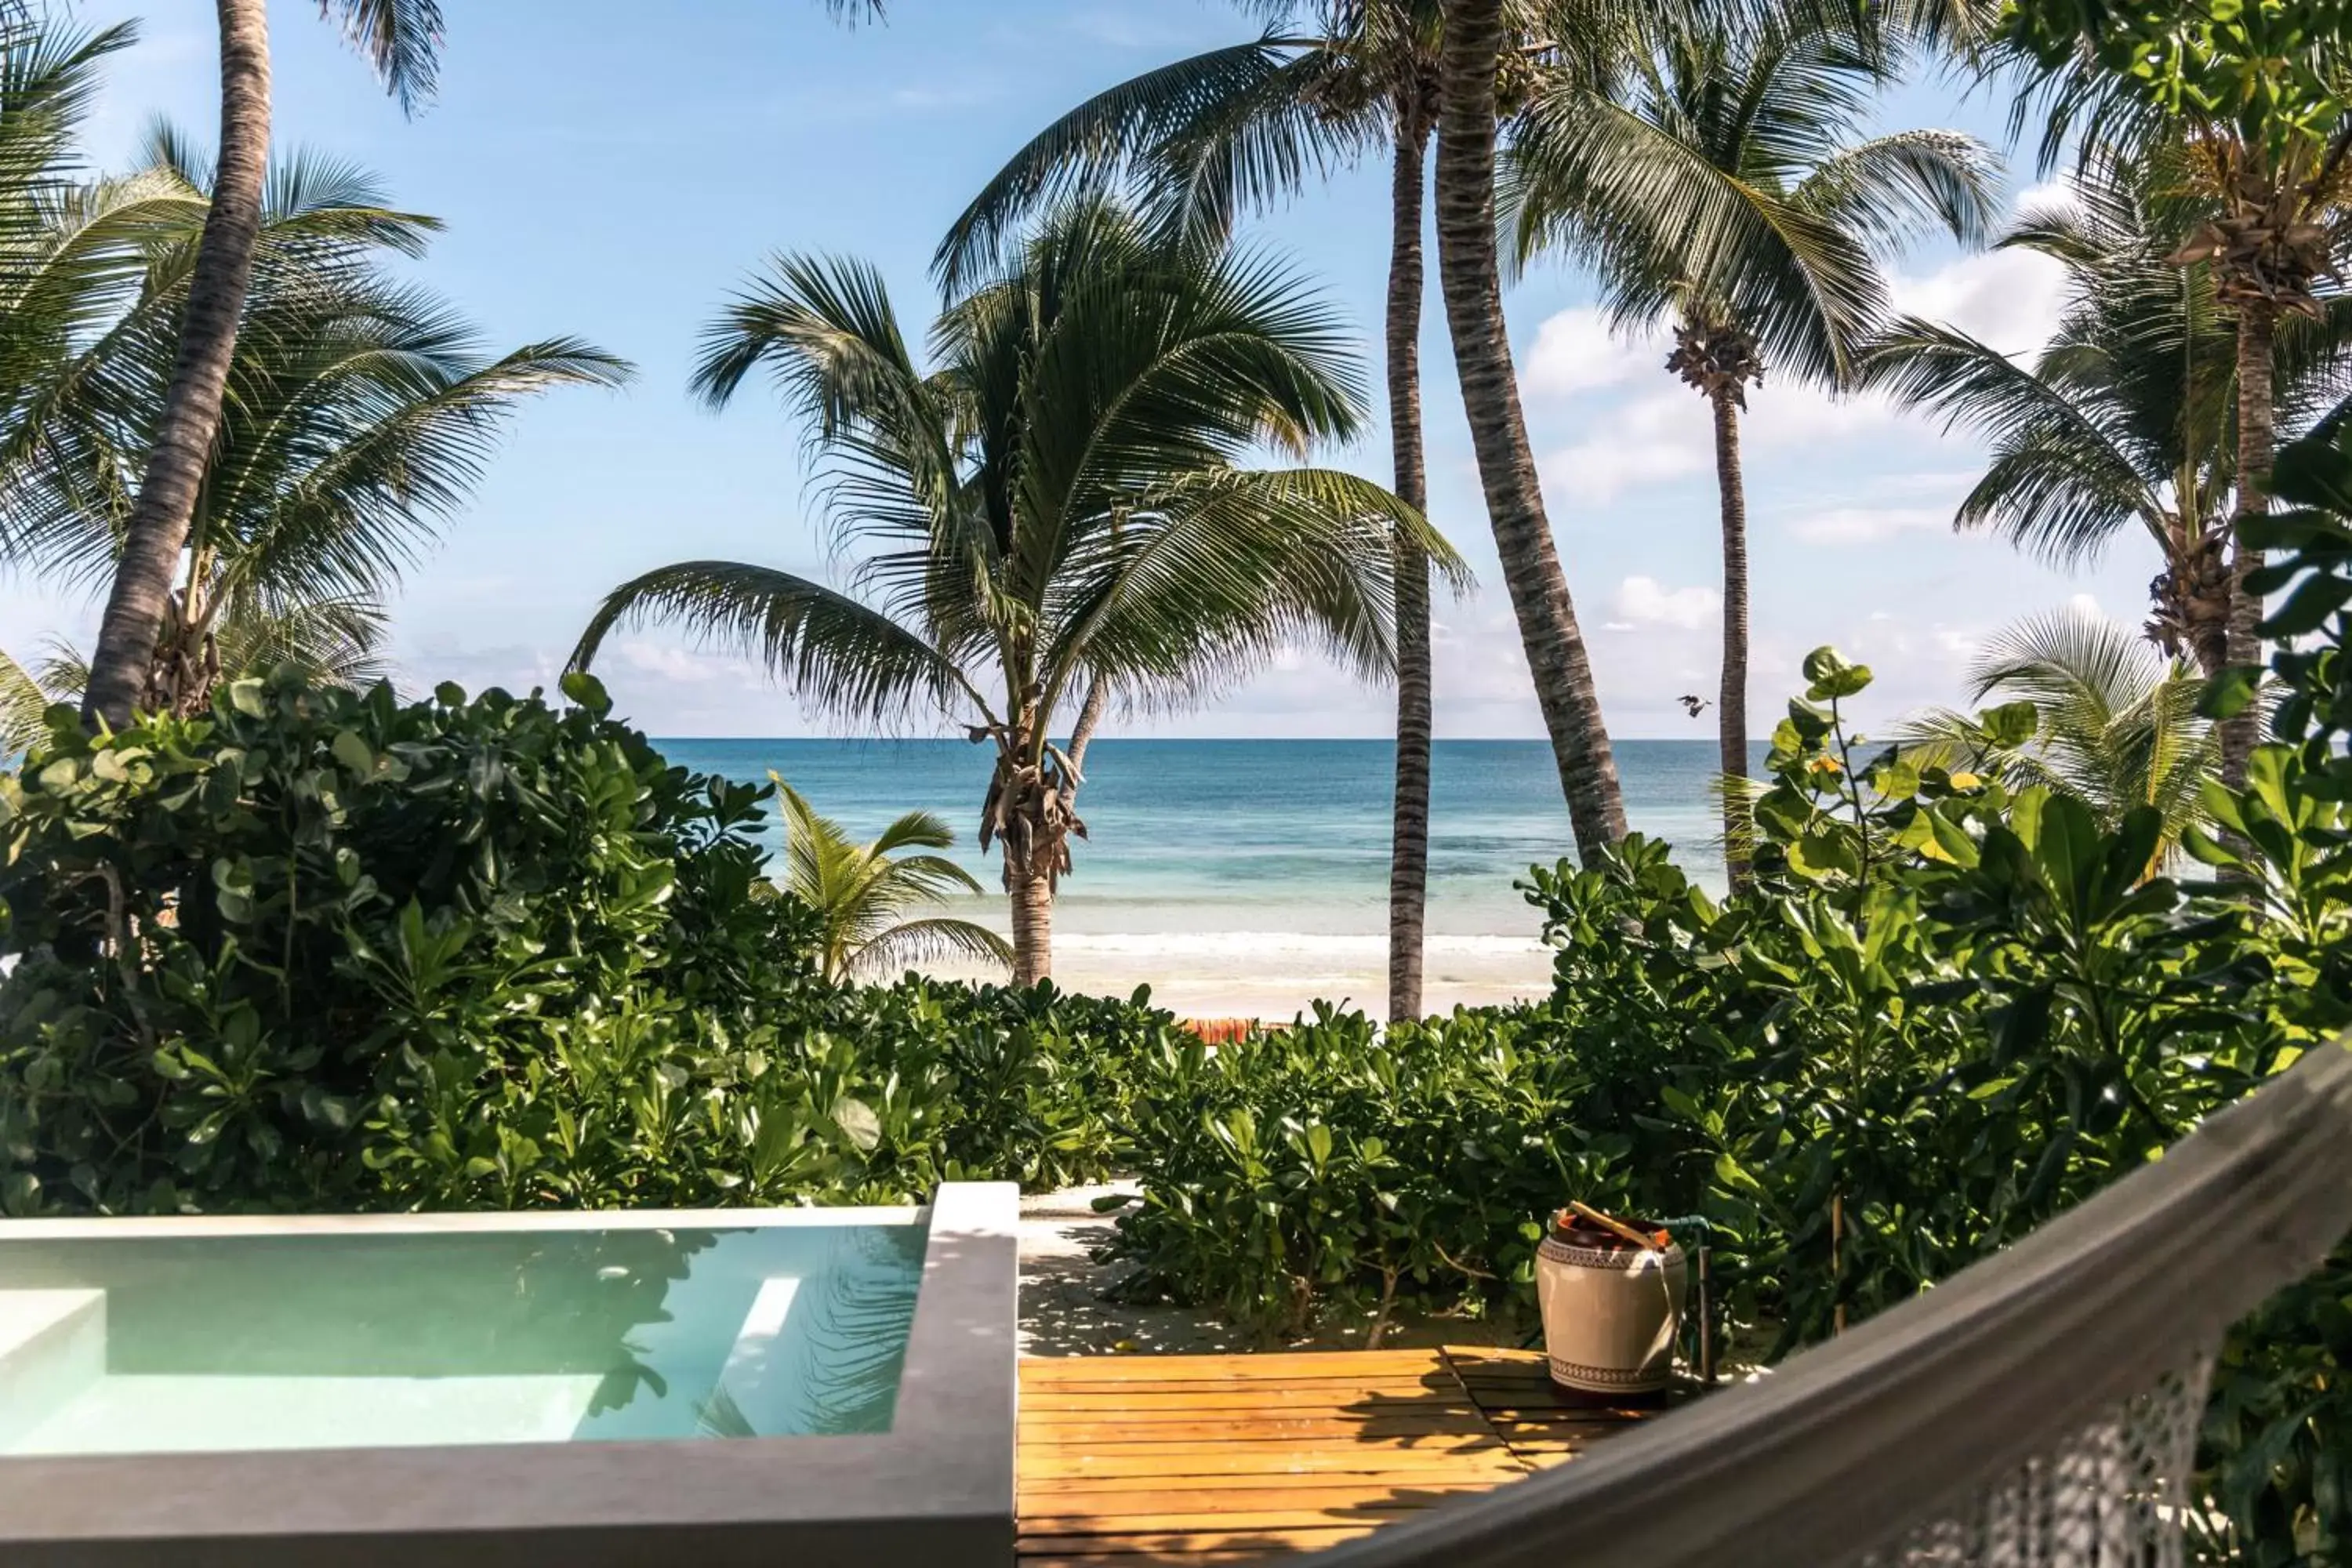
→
(0, 1222, 926, 1456)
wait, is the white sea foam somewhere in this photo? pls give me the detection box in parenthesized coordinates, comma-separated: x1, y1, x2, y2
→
(1049, 931, 1546, 960)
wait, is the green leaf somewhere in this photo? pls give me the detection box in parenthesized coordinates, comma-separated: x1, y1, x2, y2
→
(833, 1098, 882, 1152)
(330, 730, 376, 776)
(1801, 647, 1872, 700)
(1978, 700, 2039, 749)
(227, 678, 269, 718)
(560, 671, 611, 716)
(2198, 665, 2263, 721)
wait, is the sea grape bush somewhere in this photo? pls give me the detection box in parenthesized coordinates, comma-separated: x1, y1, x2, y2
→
(1099, 1000, 1659, 1342)
(0, 671, 1152, 1214)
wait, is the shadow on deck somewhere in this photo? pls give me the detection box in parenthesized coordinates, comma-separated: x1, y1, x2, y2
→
(1016, 1347, 1659, 1565)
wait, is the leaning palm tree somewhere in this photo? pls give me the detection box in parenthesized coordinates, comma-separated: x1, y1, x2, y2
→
(772, 778, 1011, 983)
(78, 0, 454, 731)
(7, 139, 628, 715)
(935, 1, 1454, 1019)
(1900, 608, 2218, 866)
(82, 0, 892, 729)
(1861, 151, 2352, 681)
(1505, 2, 1998, 882)
(572, 201, 1457, 982)
(1433, 0, 1628, 863)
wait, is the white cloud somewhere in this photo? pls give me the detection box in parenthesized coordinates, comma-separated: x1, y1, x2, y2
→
(1523, 308, 1656, 398)
(1786, 506, 1949, 545)
(614, 640, 743, 685)
(1609, 575, 1720, 631)
(1542, 390, 1712, 503)
(1889, 241, 2069, 360)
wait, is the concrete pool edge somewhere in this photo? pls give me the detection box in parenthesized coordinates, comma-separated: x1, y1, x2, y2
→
(0, 1182, 1022, 1567)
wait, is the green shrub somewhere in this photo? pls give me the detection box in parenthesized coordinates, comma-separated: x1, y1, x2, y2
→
(0, 672, 1157, 1214)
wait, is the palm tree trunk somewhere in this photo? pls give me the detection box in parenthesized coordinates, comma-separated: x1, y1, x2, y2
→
(1069, 673, 1109, 780)
(1009, 867, 1054, 985)
(1386, 112, 1434, 1024)
(2222, 301, 2276, 788)
(1432, 0, 1624, 858)
(1711, 387, 1751, 887)
(80, 0, 270, 732)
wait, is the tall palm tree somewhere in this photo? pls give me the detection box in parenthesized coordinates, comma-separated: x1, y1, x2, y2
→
(1862, 151, 2352, 680)
(1505, 4, 1998, 882)
(933, 2, 1455, 1018)
(80, 0, 894, 731)
(771, 777, 1011, 983)
(1999, 11, 2352, 787)
(6, 137, 628, 715)
(78, 0, 454, 731)
(1434, 0, 1625, 856)
(1901, 608, 2218, 868)
(571, 203, 1457, 982)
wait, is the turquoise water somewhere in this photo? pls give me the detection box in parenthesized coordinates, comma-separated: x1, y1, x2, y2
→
(0, 1223, 924, 1455)
(662, 738, 1740, 936)
(659, 737, 1749, 1017)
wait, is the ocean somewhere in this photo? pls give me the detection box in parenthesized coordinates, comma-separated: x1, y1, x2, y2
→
(657, 738, 1738, 1019)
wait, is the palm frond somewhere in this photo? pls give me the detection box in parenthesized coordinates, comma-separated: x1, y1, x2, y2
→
(771, 777, 1004, 981)
(852, 916, 1014, 978)
(1507, 8, 1991, 389)
(571, 561, 979, 727)
(1858, 315, 2160, 564)
(932, 32, 1340, 291)
(318, 0, 445, 114)
(1898, 608, 2217, 855)
(0, 641, 58, 755)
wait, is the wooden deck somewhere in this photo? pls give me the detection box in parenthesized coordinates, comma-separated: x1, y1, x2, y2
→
(1016, 1347, 1657, 1565)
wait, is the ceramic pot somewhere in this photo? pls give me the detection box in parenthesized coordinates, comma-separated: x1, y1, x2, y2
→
(1535, 1222, 1687, 1396)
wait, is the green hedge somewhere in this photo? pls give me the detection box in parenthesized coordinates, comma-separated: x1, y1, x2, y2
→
(0, 672, 1159, 1214)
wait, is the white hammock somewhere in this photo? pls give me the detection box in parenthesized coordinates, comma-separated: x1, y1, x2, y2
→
(1313, 1042, 2352, 1566)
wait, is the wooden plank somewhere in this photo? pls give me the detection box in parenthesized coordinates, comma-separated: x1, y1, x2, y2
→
(1022, 1351, 1446, 1380)
(1025, 1382, 1458, 1401)
(1022, 1393, 1466, 1416)
(1019, 1525, 1381, 1554)
(1020, 1415, 1497, 1443)
(1021, 1457, 1515, 1476)
(1015, 1503, 1432, 1533)
(1021, 1474, 1515, 1502)
(1021, 1552, 1289, 1561)
(1014, 1347, 1589, 1563)
(1021, 1434, 1510, 1461)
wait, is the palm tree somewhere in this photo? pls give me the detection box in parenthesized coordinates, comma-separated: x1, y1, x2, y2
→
(77, 0, 453, 731)
(79, 0, 894, 731)
(1998, 10, 2352, 788)
(1901, 608, 2218, 867)
(1861, 151, 2352, 681)
(933, 2, 1457, 1018)
(5, 137, 629, 715)
(771, 777, 1011, 983)
(571, 204, 1455, 982)
(1505, 3, 1998, 882)
(1432, 0, 1626, 857)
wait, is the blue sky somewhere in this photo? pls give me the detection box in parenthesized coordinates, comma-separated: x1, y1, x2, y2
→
(5, 0, 2156, 739)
